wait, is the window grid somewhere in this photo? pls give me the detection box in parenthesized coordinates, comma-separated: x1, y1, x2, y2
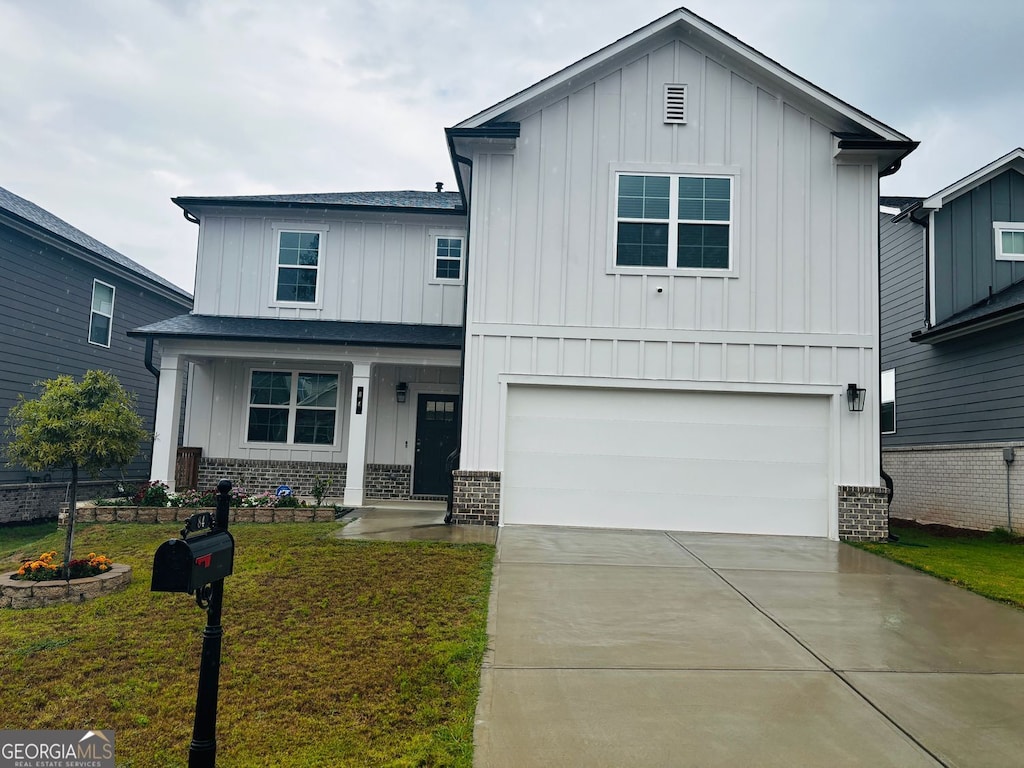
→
(434, 236, 463, 281)
(247, 370, 339, 445)
(616, 174, 732, 270)
(88, 280, 115, 347)
(276, 231, 320, 303)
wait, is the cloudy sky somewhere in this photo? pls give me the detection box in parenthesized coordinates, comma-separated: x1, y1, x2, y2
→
(2, 0, 1021, 292)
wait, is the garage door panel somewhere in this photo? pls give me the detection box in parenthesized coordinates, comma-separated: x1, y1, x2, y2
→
(507, 417, 828, 464)
(503, 386, 831, 536)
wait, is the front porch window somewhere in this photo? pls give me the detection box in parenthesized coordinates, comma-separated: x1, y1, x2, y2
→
(247, 370, 339, 445)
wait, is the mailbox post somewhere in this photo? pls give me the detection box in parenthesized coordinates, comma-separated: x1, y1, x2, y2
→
(151, 478, 234, 768)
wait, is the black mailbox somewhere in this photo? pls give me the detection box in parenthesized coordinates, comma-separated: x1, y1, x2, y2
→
(151, 531, 235, 594)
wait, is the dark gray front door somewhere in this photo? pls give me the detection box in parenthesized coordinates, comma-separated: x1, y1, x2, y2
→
(413, 394, 459, 496)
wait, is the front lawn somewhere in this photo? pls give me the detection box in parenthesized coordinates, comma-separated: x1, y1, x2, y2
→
(0, 522, 494, 767)
(856, 522, 1024, 609)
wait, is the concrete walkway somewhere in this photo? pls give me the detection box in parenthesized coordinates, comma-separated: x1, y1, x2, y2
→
(334, 501, 497, 544)
(475, 526, 1024, 767)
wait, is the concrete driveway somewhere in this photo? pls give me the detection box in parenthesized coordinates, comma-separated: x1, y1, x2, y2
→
(474, 526, 1024, 767)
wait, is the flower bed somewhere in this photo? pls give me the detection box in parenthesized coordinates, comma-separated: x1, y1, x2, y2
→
(1, 564, 131, 609)
(79, 507, 339, 524)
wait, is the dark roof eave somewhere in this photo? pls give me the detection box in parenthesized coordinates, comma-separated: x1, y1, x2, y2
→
(172, 198, 466, 217)
(445, 123, 521, 140)
(910, 305, 1024, 344)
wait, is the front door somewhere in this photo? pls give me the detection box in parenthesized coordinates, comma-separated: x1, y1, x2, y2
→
(413, 394, 459, 496)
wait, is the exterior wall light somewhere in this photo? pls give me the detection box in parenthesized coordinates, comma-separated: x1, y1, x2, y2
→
(847, 383, 866, 412)
(396, 382, 408, 403)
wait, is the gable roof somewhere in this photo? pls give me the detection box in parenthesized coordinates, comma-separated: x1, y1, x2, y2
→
(920, 148, 1024, 211)
(174, 190, 465, 218)
(454, 7, 911, 143)
(0, 185, 192, 303)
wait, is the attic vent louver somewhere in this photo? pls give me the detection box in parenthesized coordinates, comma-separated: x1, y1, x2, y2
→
(664, 84, 687, 124)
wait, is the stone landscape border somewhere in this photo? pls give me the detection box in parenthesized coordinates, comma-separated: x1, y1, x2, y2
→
(1, 564, 132, 609)
(80, 507, 339, 524)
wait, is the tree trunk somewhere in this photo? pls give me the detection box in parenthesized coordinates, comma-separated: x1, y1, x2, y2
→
(62, 463, 78, 581)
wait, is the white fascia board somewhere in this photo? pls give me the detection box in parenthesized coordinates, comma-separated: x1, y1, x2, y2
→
(921, 148, 1024, 211)
(455, 8, 909, 142)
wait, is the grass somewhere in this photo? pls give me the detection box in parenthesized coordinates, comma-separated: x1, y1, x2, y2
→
(0, 521, 494, 767)
(855, 522, 1024, 609)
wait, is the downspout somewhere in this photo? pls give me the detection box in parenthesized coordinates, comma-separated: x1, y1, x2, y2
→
(878, 159, 903, 541)
(445, 149, 473, 524)
(143, 336, 160, 480)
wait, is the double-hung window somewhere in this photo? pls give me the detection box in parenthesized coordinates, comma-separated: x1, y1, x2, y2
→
(247, 371, 339, 445)
(275, 230, 322, 303)
(434, 236, 463, 281)
(615, 173, 732, 270)
(89, 279, 115, 347)
(994, 222, 1024, 261)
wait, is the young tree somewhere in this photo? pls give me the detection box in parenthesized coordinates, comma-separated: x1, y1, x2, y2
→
(5, 370, 147, 580)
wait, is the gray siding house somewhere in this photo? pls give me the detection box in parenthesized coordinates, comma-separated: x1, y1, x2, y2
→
(0, 186, 193, 519)
(880, 148, 1024, 531)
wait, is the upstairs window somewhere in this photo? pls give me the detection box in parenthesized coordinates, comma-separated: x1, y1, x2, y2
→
(994, 222, 1024, 261)
(247, 370, 339, 445)
(615, 173, 732, 271)
(276, 230, 321, 303)
(434, 236, 463, 281)
(89, 280, 115, 347)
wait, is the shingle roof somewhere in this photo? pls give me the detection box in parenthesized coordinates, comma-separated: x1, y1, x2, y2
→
(912, 279, 1024, 344)
(174, 190, 465, 215)
(879, 196, 924, 211)
(0, 185, 191, 301)
(129, 314, 462, 349)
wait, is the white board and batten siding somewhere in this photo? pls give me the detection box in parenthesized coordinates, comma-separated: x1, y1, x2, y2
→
(191, 210, 466, 326)
(459, 36, 884, 535)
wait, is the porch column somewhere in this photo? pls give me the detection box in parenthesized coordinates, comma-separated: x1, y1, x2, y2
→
(151, 353, 185, 492)
(343, 362, 372, 506)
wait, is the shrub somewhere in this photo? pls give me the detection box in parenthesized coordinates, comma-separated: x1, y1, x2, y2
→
(134, 481, 170, 507)
(311, 475, 332, 506)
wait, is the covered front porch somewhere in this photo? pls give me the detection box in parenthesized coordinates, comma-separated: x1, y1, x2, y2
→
(130, 315, 462, 506)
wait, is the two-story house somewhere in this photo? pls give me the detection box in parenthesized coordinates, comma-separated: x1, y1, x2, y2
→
(881, 148, 1024, 532)
(0, 185, 193, 522)
(135, 8, 915, 540)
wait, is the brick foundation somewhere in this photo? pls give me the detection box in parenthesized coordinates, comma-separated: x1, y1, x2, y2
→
(197, 458, 347, 499)
(0, 481, 121, 525)
(838, 485, 889, 541)
(451, 470, 501, 526)
(883, 443, 1024, 533)
(364, 464, 412, 500)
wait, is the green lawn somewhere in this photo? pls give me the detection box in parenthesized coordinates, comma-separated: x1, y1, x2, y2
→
(0, 521, 494, 767)
(856, 523, 1024, 609)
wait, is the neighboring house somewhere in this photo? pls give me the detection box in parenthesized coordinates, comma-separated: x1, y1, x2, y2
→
(880, 148, 1024, 532)
(136, 8, 915, 540)
(0, 185, 193, 519)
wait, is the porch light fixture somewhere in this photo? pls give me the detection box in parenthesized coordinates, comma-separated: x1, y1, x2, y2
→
(396, 382, 408, 404)
(847, 383, 866, 413)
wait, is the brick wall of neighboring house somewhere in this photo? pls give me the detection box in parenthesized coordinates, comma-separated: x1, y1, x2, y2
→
(837, 485, 889, 541)
(197, 458, 347, 500)
(0, 481, 119, 524)
(451, 470, 501, 526)
(883, 443, 1024, 533)
(363, 464, 412, 500)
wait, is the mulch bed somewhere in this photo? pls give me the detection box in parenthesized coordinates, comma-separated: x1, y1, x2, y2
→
(891, 517, 1024, 542)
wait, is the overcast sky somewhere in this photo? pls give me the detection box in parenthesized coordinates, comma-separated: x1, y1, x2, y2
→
(2, 0, 1022, 293)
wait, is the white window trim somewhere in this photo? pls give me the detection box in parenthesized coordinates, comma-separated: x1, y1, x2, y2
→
(607, 163, 741, 278)
(428, 229, 466, 285)
(269, 223, 329, 309)
(242, 367, 342, 448)
(881, 368, 896, 435)
(88, 279, 115, 348)
(993, 221, 1024, 261)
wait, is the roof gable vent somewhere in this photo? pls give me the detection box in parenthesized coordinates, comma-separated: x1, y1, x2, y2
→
(664, 84, 687, 124)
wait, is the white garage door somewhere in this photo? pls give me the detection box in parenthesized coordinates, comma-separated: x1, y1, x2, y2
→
(502, 386, 831, 536)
